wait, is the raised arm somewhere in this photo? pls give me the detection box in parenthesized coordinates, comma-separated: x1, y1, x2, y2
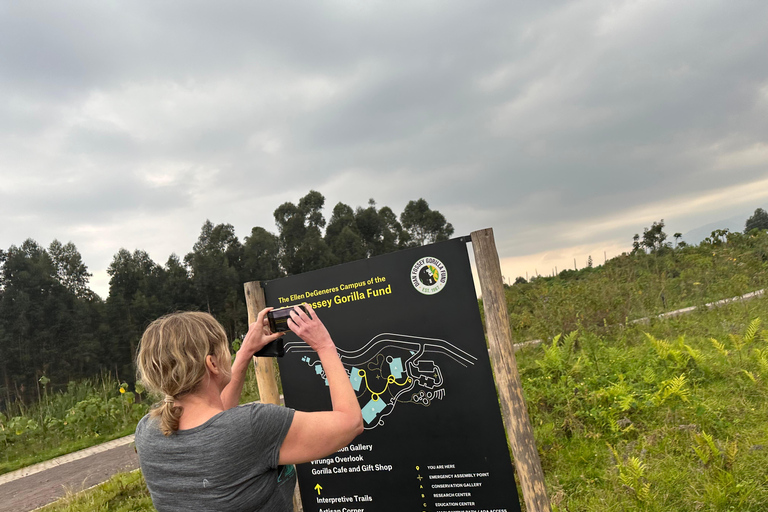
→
(220, 307, 284, 410)
(278, 304, 364, 465)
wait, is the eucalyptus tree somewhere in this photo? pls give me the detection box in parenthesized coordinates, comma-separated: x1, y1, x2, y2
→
(242, 226, 282, 281)
(0, 240, 100, 402)
(106, 248, 165, 377)
(325, 202, 366, 264)
(185, 220, 245, 339)
(632, 220, 671, 254)
(355, 200, 409, 256)
(745, 208, 768, 233)
(400, 198, 454, 247)
(162, 253, 196, 311)
(48, 240, 92, 299)
(274, 190, 334, 274)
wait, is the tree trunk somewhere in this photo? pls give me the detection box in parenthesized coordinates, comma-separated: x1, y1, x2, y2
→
(1, 363, 11, 412)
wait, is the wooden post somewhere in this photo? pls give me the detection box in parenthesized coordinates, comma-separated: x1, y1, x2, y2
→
(243, 281, 281, 406)
(471, 228, 551, 512)
(244, 281, 303, 512)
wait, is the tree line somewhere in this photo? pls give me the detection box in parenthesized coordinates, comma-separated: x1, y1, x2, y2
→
(630, 208, 768, 256)
(0, 192, 453, 409)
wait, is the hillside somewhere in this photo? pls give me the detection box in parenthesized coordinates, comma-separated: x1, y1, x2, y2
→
(507, 229, 768, 511)
(503, 228, 768, 342)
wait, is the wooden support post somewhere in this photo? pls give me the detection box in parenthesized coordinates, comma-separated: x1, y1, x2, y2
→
(471, 228, 551, 512)
(244, 281, 303, 512)
(243, 281, 281, 406)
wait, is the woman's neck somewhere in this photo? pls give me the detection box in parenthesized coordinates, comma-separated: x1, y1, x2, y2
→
(175, 382, 226, 430)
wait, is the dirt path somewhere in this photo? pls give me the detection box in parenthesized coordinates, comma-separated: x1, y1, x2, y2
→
(0, 436, 139, 512)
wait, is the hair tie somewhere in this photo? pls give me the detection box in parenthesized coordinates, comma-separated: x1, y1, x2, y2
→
(163, 395, 175, 404)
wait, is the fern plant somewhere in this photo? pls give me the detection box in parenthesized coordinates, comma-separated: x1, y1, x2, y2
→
(646, 333, 702, 371)
(538, 331, 581, 378)
(693, 431, 721, 466)
(651, 373, 690, 406)
(619, 456, 652, 503)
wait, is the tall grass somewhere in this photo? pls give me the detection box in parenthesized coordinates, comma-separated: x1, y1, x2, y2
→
(38, 470, 154, 512)
(0, 373, 148, 475)
(521, 299, 768, 511)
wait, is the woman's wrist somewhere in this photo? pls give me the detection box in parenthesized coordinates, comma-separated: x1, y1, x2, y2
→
(232, 350, 252, 374)
(315, 342, 338, 358)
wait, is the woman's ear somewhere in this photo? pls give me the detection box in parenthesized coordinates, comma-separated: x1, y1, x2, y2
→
(205, 354, 220, 375)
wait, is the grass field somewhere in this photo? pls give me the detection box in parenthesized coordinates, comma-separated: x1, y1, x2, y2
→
(521, 302, 768, 510)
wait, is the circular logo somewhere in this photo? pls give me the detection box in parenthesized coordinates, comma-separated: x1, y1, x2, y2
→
(411, 257, 448, 295)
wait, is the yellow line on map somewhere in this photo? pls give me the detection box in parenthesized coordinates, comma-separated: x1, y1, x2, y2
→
(357, 369, 411, 399)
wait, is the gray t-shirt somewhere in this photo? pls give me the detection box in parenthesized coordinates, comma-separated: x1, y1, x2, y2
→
(135, 402, 296, 512)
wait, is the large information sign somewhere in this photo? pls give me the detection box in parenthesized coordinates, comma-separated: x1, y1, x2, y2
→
(264, 238, 521, 512)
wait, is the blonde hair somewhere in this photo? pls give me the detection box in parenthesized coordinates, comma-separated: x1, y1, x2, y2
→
(136, 312, 230, 435)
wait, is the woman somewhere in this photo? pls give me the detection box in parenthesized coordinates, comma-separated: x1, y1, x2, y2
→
(134, 304, 363, 512)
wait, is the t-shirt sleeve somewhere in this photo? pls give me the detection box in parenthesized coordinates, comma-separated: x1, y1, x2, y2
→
(134, 414, 148, 455)
(248, 403, 295, 469)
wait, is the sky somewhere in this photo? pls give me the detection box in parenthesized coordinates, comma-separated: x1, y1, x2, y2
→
(1, 0, 768, 299)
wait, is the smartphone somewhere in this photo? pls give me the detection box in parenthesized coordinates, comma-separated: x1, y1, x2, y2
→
(255, 305, 309, 358)
(266, 305, 309, 333)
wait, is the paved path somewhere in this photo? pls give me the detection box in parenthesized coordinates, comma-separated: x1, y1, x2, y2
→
(0, 436, 139, 512)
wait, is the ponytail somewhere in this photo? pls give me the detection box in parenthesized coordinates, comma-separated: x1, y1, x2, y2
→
(151, 396, 184, 436)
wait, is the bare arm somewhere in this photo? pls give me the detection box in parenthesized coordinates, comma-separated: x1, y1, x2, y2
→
(221, 308, 283, 410)
(278, 304, 364, 465)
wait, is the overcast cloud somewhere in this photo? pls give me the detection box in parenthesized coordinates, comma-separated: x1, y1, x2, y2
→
(1, 0, 767, 297)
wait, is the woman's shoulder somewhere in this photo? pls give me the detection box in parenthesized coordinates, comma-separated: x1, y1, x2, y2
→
(134, 412, 162, 453)
(135, 412, 153, 435)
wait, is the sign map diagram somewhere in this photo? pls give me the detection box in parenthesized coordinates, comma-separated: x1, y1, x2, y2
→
(284, 333, 477, 429)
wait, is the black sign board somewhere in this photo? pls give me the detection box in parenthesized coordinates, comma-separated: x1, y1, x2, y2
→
(264, 238, 521, 512)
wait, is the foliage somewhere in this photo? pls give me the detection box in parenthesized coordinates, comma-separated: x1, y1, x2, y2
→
(745, 207, 768, 234)
(400, 198, 454, 246)
(502, 226, 768, 510)
(184, 221, 245, 339)
(242, 227, 281, 282)
(325, 199, 409, 262)
(632, 219, 670, 254)
(0, 239, 104, 408)
(0, 374, 148, 475)
(274, 190, 334, 275)
(39, 470, 155, 512)
(520, 303, 768, 511)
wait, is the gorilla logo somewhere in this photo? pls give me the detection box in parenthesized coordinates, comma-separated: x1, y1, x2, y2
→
(411, 257, 447, 295)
